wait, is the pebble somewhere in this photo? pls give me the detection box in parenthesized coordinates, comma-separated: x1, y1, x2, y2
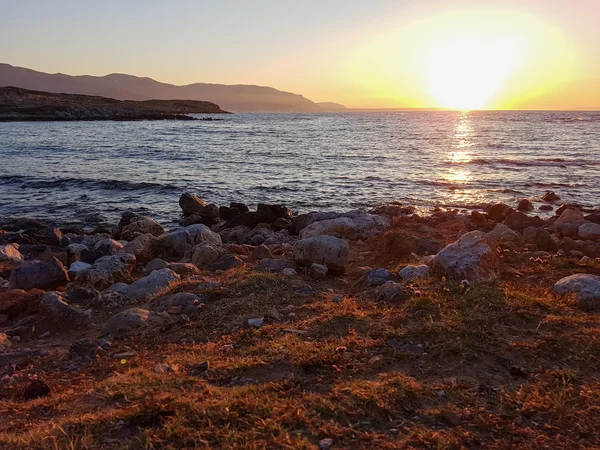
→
(248, 318, 264, 328)
(319, 438, 334, 449)
(154, 363, 174, 373)
(282, 268, 297, 276)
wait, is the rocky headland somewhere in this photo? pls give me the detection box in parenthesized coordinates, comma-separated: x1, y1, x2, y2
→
(0, 191, 599, 448)
(0, 87, 229, 121)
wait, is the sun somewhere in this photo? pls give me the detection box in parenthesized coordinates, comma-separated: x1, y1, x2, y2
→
(425, 34, 525, 110)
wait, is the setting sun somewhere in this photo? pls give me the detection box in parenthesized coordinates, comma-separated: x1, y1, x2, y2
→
(425, 35, 524, 110)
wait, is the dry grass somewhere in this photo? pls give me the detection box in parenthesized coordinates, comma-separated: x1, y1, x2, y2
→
(0, 240, 599, 449)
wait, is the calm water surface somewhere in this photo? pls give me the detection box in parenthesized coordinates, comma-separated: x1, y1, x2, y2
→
(1, 111, 599, 225)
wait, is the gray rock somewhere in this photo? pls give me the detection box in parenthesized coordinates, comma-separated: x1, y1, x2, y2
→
(398, 264, 430, 281)
(189, 242, 225, 268)
(251, 244, 273, 260)
(169, 263, 200, 277)
(8, 257, 69, 290)
(157, 224, 222, 257)
(379, 281, 407, 300)
(523, 226, 557, 252)
(209, 255, 245, 272)
(248, 317, 264, 328)
(121, 233, 156, 261)
(121, 217, 164, 241)
(0, 244, 24, 262)
(430, 231, 499, 284)
(299, 211, 389, 240)
(579, 222, 600, 240)
(257, 258, 295, 273)
(554, 274, 600, 309)
(39, 291, 90, 326)
(366, 268, 395, 286)
(74, 253, 136, 289)
(101, 308, 152, 337)
(89, 290, 131, 310)
(293, 235, 349, 274)
(109, 268, 180, 301)
(94, 238, 124, 255)
(308, 263, 328, 279)
(145, 258, 170, 275)
(68, 261, 92, 278)
(282, 267, 297, 276)
(555, 208, 585, 231)
(153, 292, 201, 315)
(295, 284, 315, 295)
(488, 223, 522, 244)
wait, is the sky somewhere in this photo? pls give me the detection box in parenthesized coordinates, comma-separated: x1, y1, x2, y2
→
(1, 0, 599, 109)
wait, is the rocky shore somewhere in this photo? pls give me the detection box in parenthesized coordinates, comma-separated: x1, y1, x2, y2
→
(0, 192, 599, 448)
(0, 87, 229, 121)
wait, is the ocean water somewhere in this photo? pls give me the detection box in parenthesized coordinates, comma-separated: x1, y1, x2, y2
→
(1, 111, 599, 226)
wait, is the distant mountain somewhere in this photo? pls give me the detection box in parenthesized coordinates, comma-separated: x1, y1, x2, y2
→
(0, 86, 229, 121)
(316, 102, 348, 111)
(0, 63, 336, 113)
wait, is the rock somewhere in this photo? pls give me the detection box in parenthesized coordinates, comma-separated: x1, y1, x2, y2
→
(206, 254, 244, 272)
(523, 227, 557, 252)
(555, 208, 585, 231)
(179, 193, 207, 216)
(440, 409, 461, 426)
(94, 238, 124, 255)
(218, 225, 252, 244)
(248, 317, 264, 328)
(153, 292, 201, 315)
(244, 228, 275, 246)
(66, 243, 88, 263)
(257, 258, 295, 273)
(121, 217, 164, 241)
(366, 268, 395, 286)
(169, 263, 200, 277)
(503, 211, 540, 232)
(251, 244, 273, 261)
(109, 268, 180, 301)
(539, 205, 554, 211)
(0, 289, 43, 317)
(431, 231, 499, 284)
(74, 253, 135, 289)
(0, 333, 11, 350)
(189, 361, 210, 376)
(293, 235, 349, 274)
(145, 258, 170, 275)
(299, 211, 389, 240)
(189, 242, 225, 268)
(89, 291, 131, 310)
(484, 203, 513, 221)
(579, 223, 600, 240)
(319, 438, 334, 450)
(556, 220, 586, 238)
(282, 268, 297, 276)
(154, 363, 174, 373)
(157, 224, 222, 257)
(398, 264, 430, 281)
(100, 308, 151, 337)
(295, 284, 315, 295)
(8, 257, 69, 290)
(517, 199, 534, 212)
(39, 291, 90, 326)
(554, 274, 600, 309)
(308, 263, 328, 279)
(415, 237, 443, 255)
(541, 191, 560, 202)
(23, 379, 51, 400)
(182, 204, 220, 226)
(488, 223, 522, 244)
(67, 261, 92, 278)
(0, 244, 23, 262)
(379, 281, 407, 299)
(121, 233, 156, 261)
(35, 227, 63, 246)
(586, 213, 600, 224)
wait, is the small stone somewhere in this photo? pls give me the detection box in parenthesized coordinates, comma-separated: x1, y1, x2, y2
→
(517, 199, 534, 212)
(251, 244, 273, 260)
(23, 379, 51, 400)
(295, 284, 315, 295)
(154, 363, 173, 373)
(440, 409, 461, 426)
(248, 317, 264, 328)
(509, 365, 529, 378)
(319, 438, 334, 449)
(437, 390, 445, 397)
(580, 256, 593, 265)
(541, 191, 560, 202)
(267, 308, 281, 321)
(282, 267, 297, 276)
(190, 361, 209, 376)
(308, 263, 328, 280)
(331, 294, 344, 303)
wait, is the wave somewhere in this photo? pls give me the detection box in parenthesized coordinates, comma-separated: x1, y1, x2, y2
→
(0, 174, 182, 193)
(449, 158, 600, 167)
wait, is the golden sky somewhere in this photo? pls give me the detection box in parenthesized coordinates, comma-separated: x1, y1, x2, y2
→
(2, 0, 599, 109)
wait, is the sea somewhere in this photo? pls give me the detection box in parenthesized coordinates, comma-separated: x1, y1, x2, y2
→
(1, 111, 599, 226)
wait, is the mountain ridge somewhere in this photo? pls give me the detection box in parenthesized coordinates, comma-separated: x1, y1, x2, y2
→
(0, 63, 341, 112)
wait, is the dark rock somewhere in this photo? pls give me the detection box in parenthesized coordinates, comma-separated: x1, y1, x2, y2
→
(257, 258, 295, 273)
(35, 227, 63, 246)
(539, 205, 554, 211)
(295, 284, 315, 295)
(517, 199, 534, 212)
(0, 289, 44, 317)
(541, 191, 560, 202)
(23, 379, 51, 400)
(39, 291, 91, 325)
(209, 255, 246, 272)
(556, 220, 587, 238)
(190, 361, 210, 376)
(440, 409, 461, 426)
(415, 236, 443, 255)
(484, 203, 513, 222)
(558, 237, 578, 254)
(586, 213, 600, 224)
(523, 227, 557, 252)
(67, 286, 100, 303)
(117, 210, 141, 231)
(8, 257, 69, 290)
(179, 193, 207, 216)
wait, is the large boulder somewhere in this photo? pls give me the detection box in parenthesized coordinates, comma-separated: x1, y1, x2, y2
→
(0, 244, 24, 262)
(39, 291, 91, 326)
(487, 223, 522, 244)
(156, 224, 222, 257)
(298, 211, 389, 240)
(121, 233, 157, 261)
(74, 253, 136, 289)
(484, 203, 513, 222)
(189, 243, 225, 268)
(398, 264, 430, 281)
(179, 193, 207, 216)
(121, 217, 165, 241)
(579, 223, 600, 241)
(8, 257, 69, 290)
(523, 227, 557, 252)
(94, 239, 124, 256)
(430, 231, 499, 284)
(553, 274, 600, 309)
(293, 235, 349, 274)
(555, 208, 585, 232)
(109, 268, 179, 301)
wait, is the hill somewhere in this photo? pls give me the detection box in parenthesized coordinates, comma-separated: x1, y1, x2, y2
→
(0, 86, 228, 121)
(0, 63, 328, 113)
